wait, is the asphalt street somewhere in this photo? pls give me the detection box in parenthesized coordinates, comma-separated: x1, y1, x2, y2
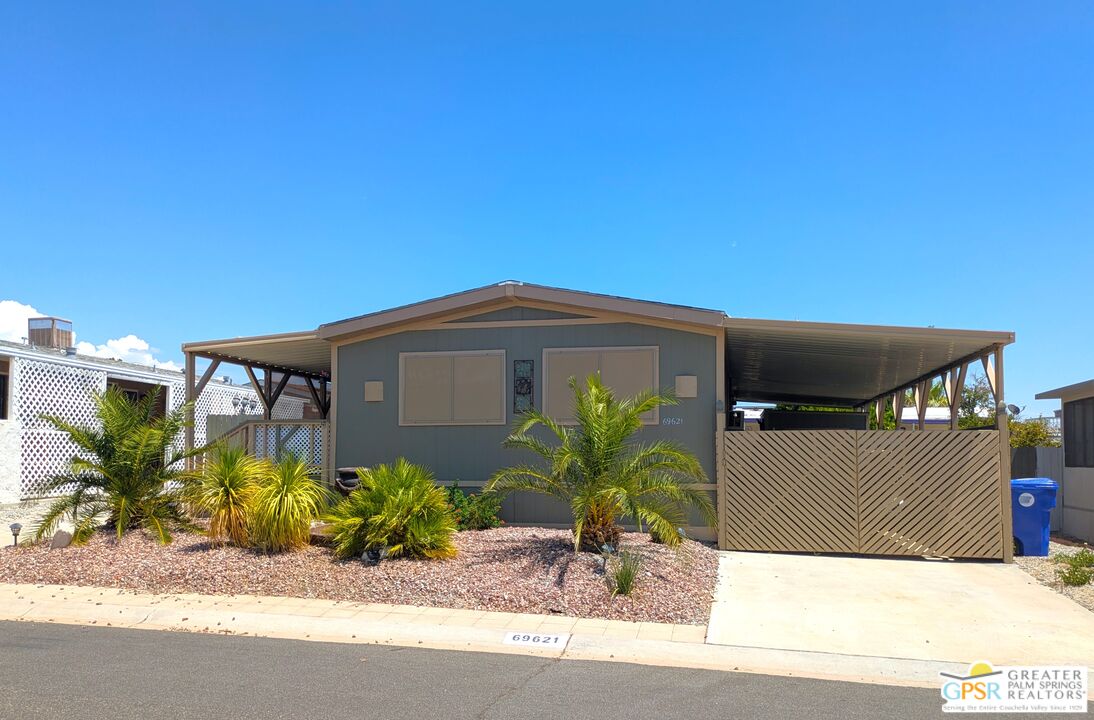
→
(0, 621, 1017, 719)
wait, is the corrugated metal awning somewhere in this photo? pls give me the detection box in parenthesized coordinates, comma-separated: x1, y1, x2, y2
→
(725, 318, 1014, 406)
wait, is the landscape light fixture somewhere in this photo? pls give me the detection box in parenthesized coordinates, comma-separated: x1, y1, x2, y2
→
(9, 523, 21, 547)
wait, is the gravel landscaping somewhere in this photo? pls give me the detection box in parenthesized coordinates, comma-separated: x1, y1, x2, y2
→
(0, 526, 718, 624)
(1014, 541, 1094, 613)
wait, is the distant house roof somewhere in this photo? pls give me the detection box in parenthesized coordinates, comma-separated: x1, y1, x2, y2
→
(1036, 379, 1094, 402)
(0, 338, 186, 382)
(900, 407, 951, 424)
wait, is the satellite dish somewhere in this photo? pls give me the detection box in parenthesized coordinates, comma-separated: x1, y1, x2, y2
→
(1006, 404, 1022, 416)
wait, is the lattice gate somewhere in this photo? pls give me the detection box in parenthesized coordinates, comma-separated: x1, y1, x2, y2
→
(721, 430, 1005, 560)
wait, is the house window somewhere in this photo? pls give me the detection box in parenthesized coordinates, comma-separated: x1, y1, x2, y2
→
(1064, 397, 1094, 468)
(514, 360, 534, 413)
(543, 346, 659, 424)
(399, 350, 506, 425)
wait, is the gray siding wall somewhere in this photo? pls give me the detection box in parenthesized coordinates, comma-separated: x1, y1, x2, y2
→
(335, 323, 718, 485)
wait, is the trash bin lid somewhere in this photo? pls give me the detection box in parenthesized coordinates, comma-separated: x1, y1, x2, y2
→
(1011, 477, 1058, 490)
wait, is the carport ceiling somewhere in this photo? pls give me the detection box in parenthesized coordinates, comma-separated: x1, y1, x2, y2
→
(182, 332, 331, 376)
(724, 318, 1014, 406)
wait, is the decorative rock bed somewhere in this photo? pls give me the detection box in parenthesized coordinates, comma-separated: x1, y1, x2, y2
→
(1014, 540, 1094, 613)
(0, 526, 719, 625)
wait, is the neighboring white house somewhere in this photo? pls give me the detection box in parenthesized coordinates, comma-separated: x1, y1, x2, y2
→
(898, 406, 952, 430)
(1036, 379, 1094, 543)
(0, 319, 304, 505)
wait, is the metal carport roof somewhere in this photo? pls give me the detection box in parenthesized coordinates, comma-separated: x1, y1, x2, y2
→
(724, 317, 1014, 406)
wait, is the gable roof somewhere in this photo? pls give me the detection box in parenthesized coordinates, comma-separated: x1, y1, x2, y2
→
(316, 280, 727, 341)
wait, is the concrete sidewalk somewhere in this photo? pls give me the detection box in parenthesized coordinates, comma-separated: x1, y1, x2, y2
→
(0, 583, 962, 688)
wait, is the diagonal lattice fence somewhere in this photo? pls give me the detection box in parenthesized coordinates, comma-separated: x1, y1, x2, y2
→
(722, 429, 1004, 559)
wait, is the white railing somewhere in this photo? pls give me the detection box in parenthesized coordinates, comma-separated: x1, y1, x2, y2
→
(220, 419, 331, 479)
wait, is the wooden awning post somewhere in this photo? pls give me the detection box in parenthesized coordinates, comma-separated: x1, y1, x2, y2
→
(184, 352, 196, 460)
(994, 345, 1014, 562)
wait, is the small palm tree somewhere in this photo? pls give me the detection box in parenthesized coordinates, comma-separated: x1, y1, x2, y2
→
(185, 444, 264, 546)
(33, 386, 204, 545)
(486, 374, 715, 552)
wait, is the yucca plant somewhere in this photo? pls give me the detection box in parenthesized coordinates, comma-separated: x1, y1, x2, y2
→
(185, 444, 265, 546)
(325, 458, 457, 560)
(33, 386, 203, 545)
(486, 374, 715, 552)
(608, 550, 643, 597)
(250, 456, 333, 553)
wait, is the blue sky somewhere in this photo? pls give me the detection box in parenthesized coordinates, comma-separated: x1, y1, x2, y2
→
(1, 2, 1091, 414)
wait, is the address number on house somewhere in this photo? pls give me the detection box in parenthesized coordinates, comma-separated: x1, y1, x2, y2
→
(503, 631, 569, 647)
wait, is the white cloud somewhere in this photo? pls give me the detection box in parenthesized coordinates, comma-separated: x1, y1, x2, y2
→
(0, 299, 42, 342)
(1, 298, 182, 371)
(76, 335, 183, 372)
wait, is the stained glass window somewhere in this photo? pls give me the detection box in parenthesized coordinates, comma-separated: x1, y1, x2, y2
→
(514, 360, 534, 413)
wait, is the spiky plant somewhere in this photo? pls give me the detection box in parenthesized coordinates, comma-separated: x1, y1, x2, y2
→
(249, 456, 333, 553)
(324, 458, 457, 560)
(486, 374, 715, 552)
(33, 386, 204, 545)
(185, 444, 264, 546)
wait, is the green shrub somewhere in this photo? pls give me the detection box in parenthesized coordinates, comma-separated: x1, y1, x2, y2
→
(1066, 548, 1094, 568)
(607, 550, 643, 597)
(325, 458, 457, 560)
(250, 456, 333, 553)
(187, 444, 263, 546)
(1057, 564, 1094, 587)
(447, 483, 503, 530)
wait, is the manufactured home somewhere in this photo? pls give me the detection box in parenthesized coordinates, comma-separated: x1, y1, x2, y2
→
(183, 281, 1017, 559)
(1036, 379, 1094, 543)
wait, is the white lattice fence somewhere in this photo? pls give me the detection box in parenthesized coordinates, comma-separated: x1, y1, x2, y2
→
(15, 358, 107, 498)
(253, 422, 328, 467)
(12, 351, 309, 499)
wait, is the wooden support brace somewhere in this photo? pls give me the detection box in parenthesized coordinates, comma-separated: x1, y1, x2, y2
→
(243, 365, 272, 416)
(892, 390, 905, 430)
(915, 380, 930, 431)
(268, 371, 292, 414)
(305, 377, 330, 419)
(948, 363, 967, 430)
(982, 355, 998, 403)
(193, 358, 222, 399)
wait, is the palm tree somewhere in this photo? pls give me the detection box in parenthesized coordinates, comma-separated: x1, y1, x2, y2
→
(486, 374, 715, 552)
(33, 386, 204, 545)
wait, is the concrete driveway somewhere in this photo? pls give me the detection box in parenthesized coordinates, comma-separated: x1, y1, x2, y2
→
(707, 551, 1094, 667)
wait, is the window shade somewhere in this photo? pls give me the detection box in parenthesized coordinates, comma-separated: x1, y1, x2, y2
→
(401, 351, 506, 425)
(544, 347, 659, 423)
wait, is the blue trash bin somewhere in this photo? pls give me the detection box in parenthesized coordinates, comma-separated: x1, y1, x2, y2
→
(1010, 477, 1058, 556)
